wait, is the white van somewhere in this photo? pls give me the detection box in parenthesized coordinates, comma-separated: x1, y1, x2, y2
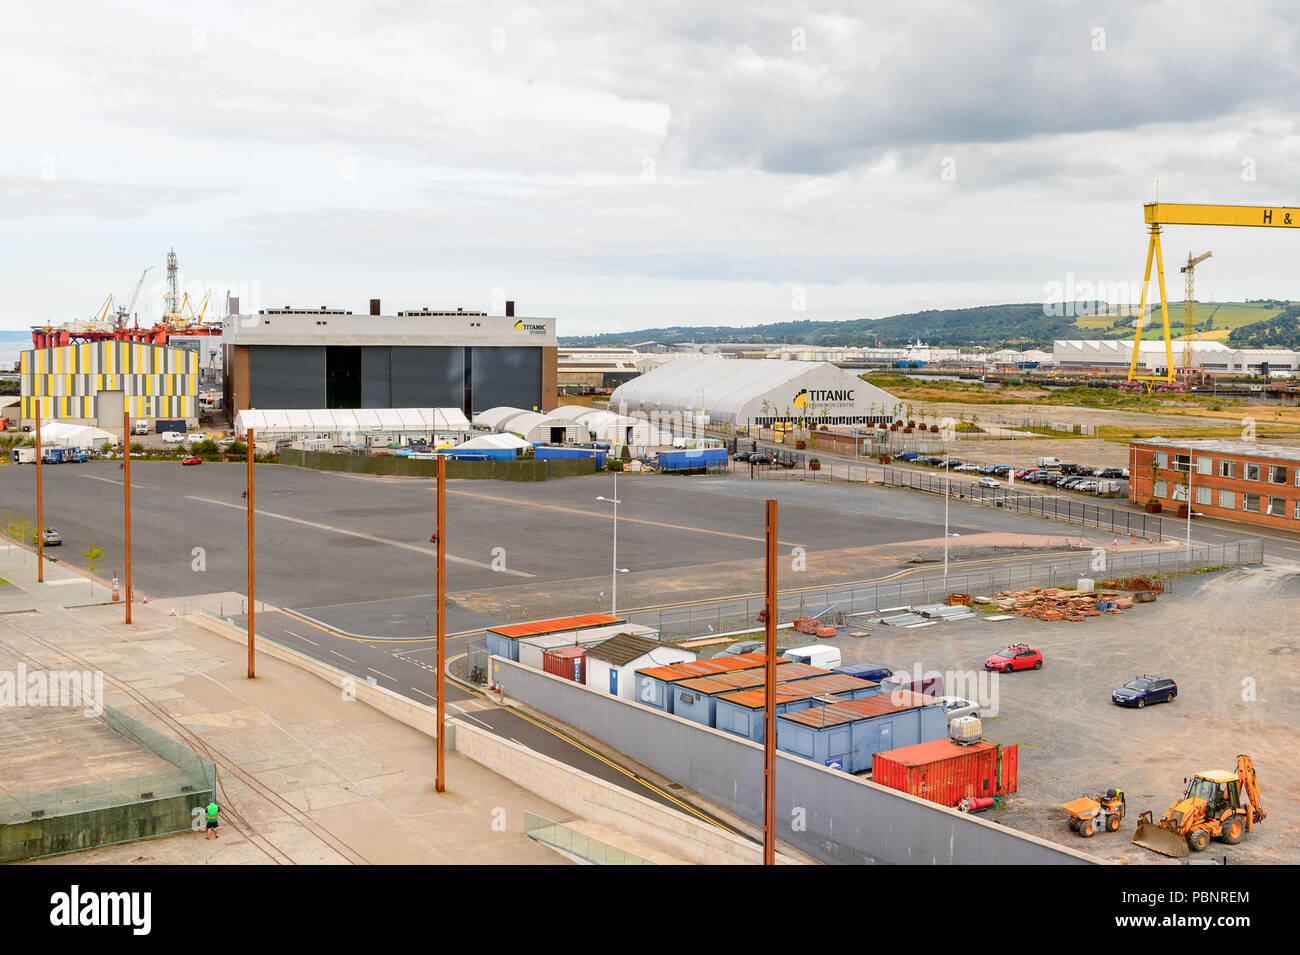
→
(782, 645, 842, 670)
(160, 431, 185, 444)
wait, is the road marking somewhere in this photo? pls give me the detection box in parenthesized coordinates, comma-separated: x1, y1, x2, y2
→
(367, 667, 395, 680)
(76, 473, 151, 489)
(185, 496, 534, 576)
(412, 688, 436, 701)
(328, 649, 356, 663)
(444, 487, 804, 547)
(460, 713, 492, 728)
(283, 629, 318, 647)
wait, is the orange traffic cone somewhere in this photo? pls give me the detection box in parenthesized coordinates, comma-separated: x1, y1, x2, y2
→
(111, 574, 120, 602)
(169, 606, 176, 617)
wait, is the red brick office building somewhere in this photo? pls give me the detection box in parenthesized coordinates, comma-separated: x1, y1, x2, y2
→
(1129, 438, 1300, 531)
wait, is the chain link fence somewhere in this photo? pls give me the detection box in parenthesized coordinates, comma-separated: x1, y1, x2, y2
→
(621, 539, 1263, 642)
(877, 467, 1163, 538)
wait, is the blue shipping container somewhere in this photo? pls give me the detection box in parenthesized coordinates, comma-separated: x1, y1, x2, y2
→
(656, 447, 728, 473)
(535, 446, 607, 469)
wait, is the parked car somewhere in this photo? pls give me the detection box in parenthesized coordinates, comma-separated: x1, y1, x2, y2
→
(979, 464, 999, 474)
(897, 451, 920, 461)
(1112, 675, 1177, 708)
(733, 450, 751, 462)
(749, 453, 771, 465)
(984, 644, 1043, 672)
(782, 645, 842, 669)
(977, 476, 1001, 488)
(181, 456, 201, 466)
(955, 463, 982, 472)
(992, 465, 1011, 475)
(1075, 480, 1099, 493)
(41, 528, 61, 547)
(1098, 467, 1126, 479)
(938, 696, 981, 722)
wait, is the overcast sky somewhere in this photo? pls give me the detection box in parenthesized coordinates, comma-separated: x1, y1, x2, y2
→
(4, 1, 1300, 336)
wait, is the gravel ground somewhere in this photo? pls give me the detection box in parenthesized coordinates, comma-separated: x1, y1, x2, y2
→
(816, 562, 1300, 864)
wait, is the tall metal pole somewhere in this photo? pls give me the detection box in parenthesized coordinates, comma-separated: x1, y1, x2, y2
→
(1009, 434, 1015, 488)
(611, 471, 618, 615)
(246, 427, 255, 678)
(34, 412, 44, 583)
(435, 455, 447, 792)
(1185, 448, 1193, 553)
(122, 411, 131, 622)
(763, 498, 777, 866)
(943, 447, 950, 586)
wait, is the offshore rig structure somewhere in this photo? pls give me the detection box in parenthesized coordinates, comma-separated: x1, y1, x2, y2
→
(29, 248, 223, 349)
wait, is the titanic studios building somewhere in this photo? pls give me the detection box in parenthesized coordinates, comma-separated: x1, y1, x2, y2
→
(222, 299, 558, 416)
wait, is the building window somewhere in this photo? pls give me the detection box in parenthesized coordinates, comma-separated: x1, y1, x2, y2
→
(1245, 462, 1261, 482)
(1220, 460, 1237, 479)
(1243, 494, 1261, 513)
(1295, 500, 1300, 519)
(1268, 497, 1287, 517)
(1152, 451, 1168, 469)
(1173, 453, 1191, 472)
(1197, 456, 1212, 475)
(1196, 486, 1212, 506)
(1171, 483, 1188, 502)
(1220, 490, 1235, 509)
(1154, 480, 1167, 498)
(1270, 465, 1288, 484)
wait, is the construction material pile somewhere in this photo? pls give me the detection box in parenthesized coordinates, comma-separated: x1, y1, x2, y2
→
(991, 587, 1133, 622)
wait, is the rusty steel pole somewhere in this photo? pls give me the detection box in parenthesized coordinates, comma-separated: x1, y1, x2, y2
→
(122, 411, 132, 623)
(763, 498, 778, 865)
(34, 412, 44, 583)
(247, 428, 255, 678)
(435, 455, 447, 792)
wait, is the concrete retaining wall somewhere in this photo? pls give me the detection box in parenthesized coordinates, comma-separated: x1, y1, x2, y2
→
(492, 656, 1094, 865)
(453, 720, 799, 865)
(1, 792, 210, 864)
(280, 448, 595, 481)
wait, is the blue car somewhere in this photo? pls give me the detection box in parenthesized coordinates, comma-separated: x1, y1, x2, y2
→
(1112, 675, 1177, 708)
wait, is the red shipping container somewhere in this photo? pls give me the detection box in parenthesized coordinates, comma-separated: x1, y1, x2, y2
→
(542, 645, 587, 684)
(871, 738, 1018, 808)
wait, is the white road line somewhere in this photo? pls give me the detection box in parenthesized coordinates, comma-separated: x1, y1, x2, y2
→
(447, 701, 465, 712)
(76, 473, 151, 489)
(461, 713, 492, 728)
(328, 649, 356, 663)
(367, 668, 395, 680)
(185, 495, 533, 577)
(411, 688, 437, 701)
(283, 629, 318, 647)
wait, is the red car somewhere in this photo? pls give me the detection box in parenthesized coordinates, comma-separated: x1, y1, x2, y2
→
(181, 456, 201, 466)
(984, 643, 1043, 672)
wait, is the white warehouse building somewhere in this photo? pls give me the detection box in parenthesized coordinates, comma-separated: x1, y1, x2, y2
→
(608, 357, 902, 429)
(1054, 340, 1300, 376)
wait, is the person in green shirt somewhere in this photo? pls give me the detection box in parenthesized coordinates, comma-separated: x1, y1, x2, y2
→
(204, 799, 220, 840)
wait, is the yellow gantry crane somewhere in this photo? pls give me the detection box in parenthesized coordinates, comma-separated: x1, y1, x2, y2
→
(1129, 202, 1300, 384)
(1178, 250, 1212, 370)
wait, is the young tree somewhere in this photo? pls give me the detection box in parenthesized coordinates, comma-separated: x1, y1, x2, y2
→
(79, 541, 104, 597)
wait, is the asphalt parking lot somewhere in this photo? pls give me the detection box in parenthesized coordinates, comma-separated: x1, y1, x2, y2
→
(816, 564, 1300, 864)
(1, 461, 1095, 637)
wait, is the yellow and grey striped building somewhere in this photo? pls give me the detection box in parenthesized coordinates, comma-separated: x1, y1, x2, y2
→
(20, 342, 198, 422)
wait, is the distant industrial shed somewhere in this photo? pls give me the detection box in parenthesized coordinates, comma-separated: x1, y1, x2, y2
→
(608, 357, 901, 429)
(473, 406, 592, 444)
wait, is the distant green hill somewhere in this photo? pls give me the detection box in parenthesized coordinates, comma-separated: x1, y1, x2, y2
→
(1227, 304, 1300, 349)
(563, 300, 1292, 350)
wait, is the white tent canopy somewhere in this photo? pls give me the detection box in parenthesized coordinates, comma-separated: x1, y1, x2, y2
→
(454, 432, 532, 451)
(32, 421, 115, 448)
(233, 408, 471, 440)
(473, 406, 591, 444)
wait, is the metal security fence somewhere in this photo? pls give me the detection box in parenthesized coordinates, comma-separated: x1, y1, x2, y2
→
(523, 812, 655, 864)
(878, 467, 1162, 539)
(622, 539, 1263, 641)
(465, 637, 489, 685)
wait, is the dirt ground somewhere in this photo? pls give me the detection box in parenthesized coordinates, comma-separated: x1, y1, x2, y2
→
(822, 561, 1299, 864)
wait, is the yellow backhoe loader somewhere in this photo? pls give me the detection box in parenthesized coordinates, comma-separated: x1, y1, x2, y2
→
(1133, 755, 1265, 857)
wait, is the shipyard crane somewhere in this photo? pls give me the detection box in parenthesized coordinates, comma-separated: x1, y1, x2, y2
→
(1129, 202, 1300, 385)
(1177, 251, 1212, 371)
(116, 267, 154, 326)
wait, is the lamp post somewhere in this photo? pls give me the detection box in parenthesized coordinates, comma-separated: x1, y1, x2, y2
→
(596, 473, 625, 614)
